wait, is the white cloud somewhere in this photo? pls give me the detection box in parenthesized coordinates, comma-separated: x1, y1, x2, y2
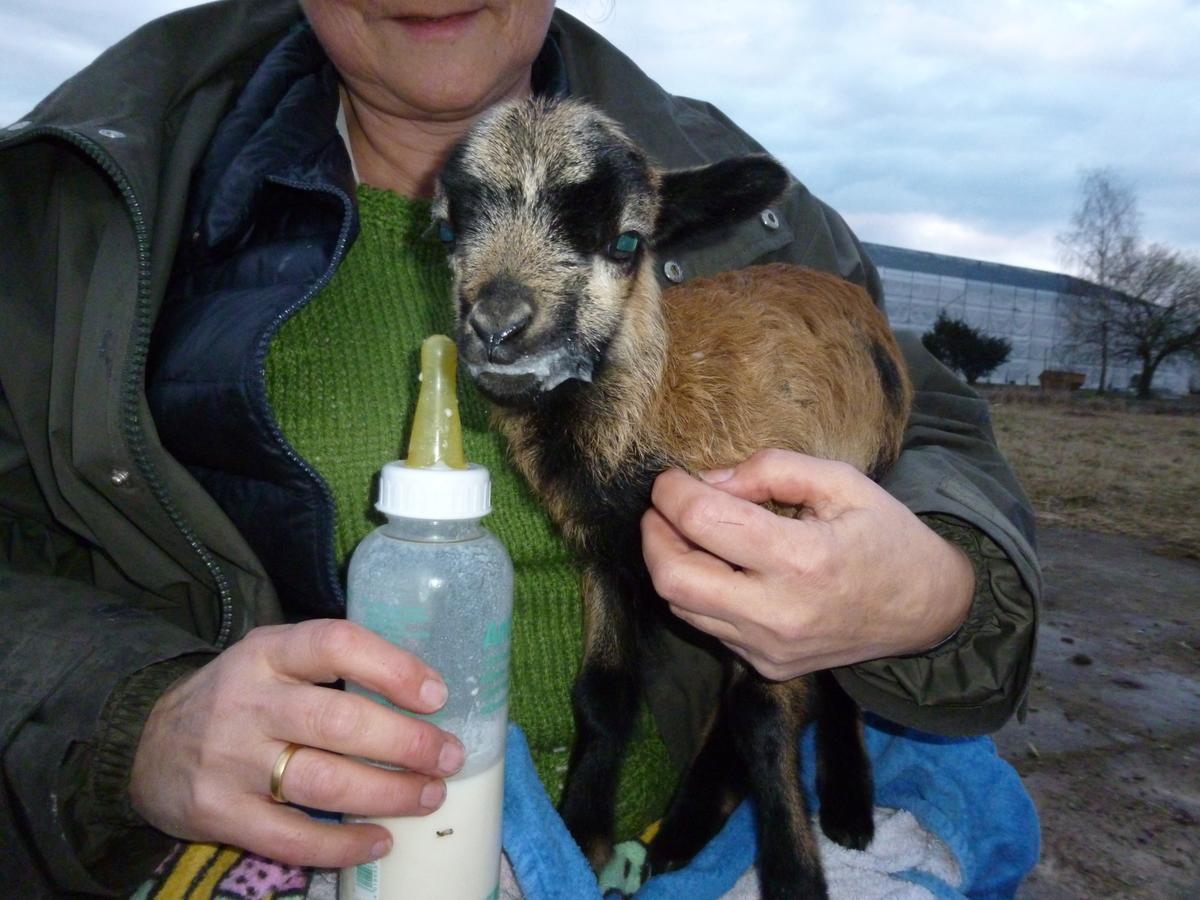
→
(566, 0, 1200, 267)
(847, 211, 1062, 272)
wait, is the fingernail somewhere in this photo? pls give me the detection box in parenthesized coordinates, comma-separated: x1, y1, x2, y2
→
(419, 678, 448, 709)
(699, 468, 734, 483)
(370, 838, 392, 860)
(420, 780, 446, 810)
(438, 739, 464, 774)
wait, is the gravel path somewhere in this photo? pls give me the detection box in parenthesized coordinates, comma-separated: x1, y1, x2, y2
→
(993, 527, 1200, 898)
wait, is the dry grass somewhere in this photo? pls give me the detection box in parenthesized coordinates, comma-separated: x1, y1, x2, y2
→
(986, 390, 1200, 559)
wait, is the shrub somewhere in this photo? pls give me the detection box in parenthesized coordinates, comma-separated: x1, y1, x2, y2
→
(922, 312, 1012, 384)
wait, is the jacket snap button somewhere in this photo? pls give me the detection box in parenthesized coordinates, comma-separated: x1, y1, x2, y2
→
(110, 469, 131, 486)
(760, 209, 780, 230)
(663, 261, 684, 283)
(98, 128, 126, 140)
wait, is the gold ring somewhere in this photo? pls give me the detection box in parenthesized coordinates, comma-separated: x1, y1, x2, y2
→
(269, 742, 303, 804)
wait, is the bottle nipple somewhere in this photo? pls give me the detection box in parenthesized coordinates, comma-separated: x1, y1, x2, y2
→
(377, 335, 488, 518)
(406, 335, 467, 469)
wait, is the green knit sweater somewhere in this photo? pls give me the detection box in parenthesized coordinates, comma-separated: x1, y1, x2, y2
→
(264, 185, 674, 839)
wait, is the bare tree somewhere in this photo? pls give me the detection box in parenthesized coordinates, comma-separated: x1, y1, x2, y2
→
(1108, 247, 1200, 398)
(1059, 170, 1200, 396)
(1057, 168, 1140, 392)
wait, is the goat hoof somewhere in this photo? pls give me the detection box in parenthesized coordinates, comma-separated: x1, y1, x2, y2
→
(819, 806, 875, 851)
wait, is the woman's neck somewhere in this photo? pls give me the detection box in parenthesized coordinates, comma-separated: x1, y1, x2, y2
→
(339, 73, 533, 199)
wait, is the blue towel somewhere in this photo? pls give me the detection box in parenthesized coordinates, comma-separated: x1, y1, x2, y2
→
(500, 719, 1039, 900)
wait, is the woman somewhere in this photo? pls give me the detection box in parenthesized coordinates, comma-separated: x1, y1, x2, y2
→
(0, 0, 1038, 893)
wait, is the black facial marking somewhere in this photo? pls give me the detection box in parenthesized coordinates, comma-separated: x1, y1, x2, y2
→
(438, 149, 503, 240)
(550, 177, 621, 256)
(547, 146, 653, 258)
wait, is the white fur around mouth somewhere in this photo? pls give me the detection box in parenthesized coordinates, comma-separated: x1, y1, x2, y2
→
(466, 345, 594, 392)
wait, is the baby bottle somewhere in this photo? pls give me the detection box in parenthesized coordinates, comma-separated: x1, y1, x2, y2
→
(340, 335, 514, 900)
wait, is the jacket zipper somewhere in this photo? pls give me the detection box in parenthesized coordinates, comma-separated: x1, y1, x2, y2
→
(256, 174, 356, 611)
(2, 126, 240, 648)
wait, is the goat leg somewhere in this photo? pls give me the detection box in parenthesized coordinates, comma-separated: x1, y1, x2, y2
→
(558, 564, 642, 870)
(728, 665, 827, 900)
(645, 664, 747, 875)
(814, 670, 875, 850)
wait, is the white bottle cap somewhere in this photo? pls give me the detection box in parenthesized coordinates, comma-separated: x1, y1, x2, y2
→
(376, 460, 492, 520)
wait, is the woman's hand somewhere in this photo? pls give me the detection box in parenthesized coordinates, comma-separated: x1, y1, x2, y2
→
(641, 449, 975, 681)
(130, 620, 465, 868)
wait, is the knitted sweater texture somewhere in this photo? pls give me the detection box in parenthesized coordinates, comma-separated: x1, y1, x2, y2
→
(264, 185, 674, 838)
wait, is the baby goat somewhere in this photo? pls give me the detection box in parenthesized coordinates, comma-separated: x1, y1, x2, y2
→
(432, 97, 912, 899)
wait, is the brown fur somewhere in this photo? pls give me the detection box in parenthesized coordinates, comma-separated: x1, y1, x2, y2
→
(492, 261, 911, 549)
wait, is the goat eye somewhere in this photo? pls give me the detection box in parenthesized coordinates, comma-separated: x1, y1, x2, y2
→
(437, 220, 456, 245)
(606, 231, 640, 262)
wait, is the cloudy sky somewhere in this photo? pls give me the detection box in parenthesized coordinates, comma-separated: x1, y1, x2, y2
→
(3, 1, 1197, 274)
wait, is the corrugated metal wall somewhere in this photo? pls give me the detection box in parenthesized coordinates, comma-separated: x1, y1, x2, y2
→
(866, 244, 1198, 394)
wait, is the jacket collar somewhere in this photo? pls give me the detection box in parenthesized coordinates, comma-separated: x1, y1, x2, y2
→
(188, 20, 570, 255)
(189, 24, 352, 253)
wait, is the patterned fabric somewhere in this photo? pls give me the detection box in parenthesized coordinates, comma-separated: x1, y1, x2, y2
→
(263, 184, 676, 838)
(131, 845, 309, 899)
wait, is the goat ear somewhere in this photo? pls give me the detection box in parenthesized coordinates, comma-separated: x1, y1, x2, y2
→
(653, 155, 789, 246)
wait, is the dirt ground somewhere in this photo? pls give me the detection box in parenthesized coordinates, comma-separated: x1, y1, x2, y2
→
(992, 526, 1200, 898)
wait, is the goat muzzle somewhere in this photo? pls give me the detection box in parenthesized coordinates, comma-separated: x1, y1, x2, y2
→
(465, 276, 535, 364)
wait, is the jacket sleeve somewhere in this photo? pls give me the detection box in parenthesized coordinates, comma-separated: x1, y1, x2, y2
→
(0, 566, 214, 895)
(768, 189, 1042, 736)
(1, 368, 217, 896)
(836, 340, 1040, 735)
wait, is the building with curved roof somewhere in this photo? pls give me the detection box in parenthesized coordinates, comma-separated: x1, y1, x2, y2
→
(866, 243, 1198, 394)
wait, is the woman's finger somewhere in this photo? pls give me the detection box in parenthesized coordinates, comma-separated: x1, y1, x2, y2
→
(649, 468, 823, 574)
(218, 796, 394, 870)
(266, 742, 448, 818)
(699, 449, 877, 513)
(665, 602, 742, 645)
(264, 619, 448, 714)
(266, 683, 464, 776)
(641, 506, 759, 616)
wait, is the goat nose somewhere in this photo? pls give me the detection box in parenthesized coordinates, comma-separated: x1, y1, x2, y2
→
(467, 278, 535, 360)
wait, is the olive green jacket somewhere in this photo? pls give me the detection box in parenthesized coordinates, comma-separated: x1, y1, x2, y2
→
(0, 1, 1039, 894)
